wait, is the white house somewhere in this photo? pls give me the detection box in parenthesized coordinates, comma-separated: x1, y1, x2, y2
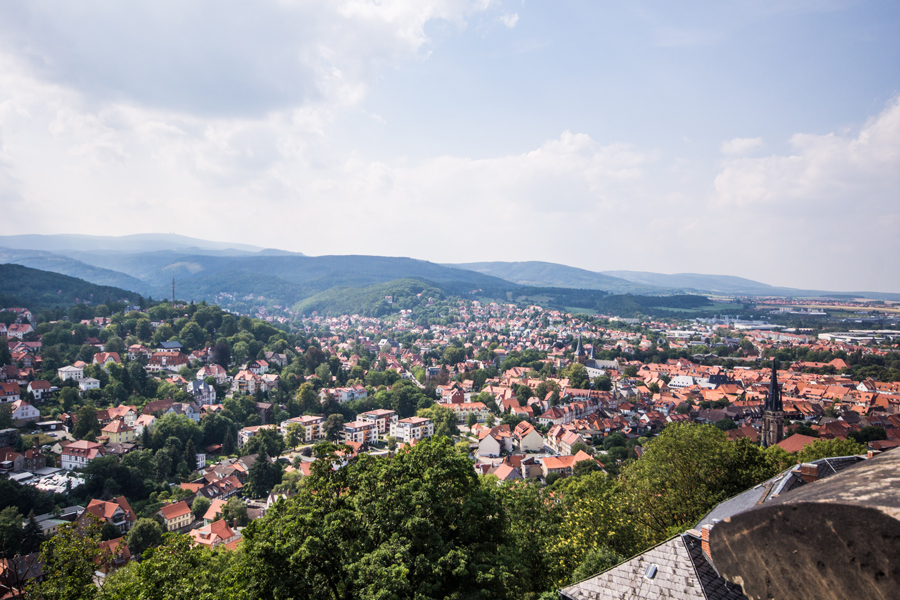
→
(10, 400, 40, 426)
(0, 382, 20, 403)
(187, 381, 216, 406)
(58, 365, 84, 382)
(61, 440, 105, 471)
(79, 378, 100, 392)
(27, 380, 53, 402)
(513, 422, 545, 452)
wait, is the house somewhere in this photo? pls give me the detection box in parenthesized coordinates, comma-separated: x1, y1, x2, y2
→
(95, 537, 131, 576)
(157, 501, 193, 532)
(79, 497, 136, 534)
(190, 519, 239, 549)
(27, 380, 53, 402)
(279, 415, 324, 443)
(61, 440, 105, 470)
(477, 425, 513, 458)
(78, 377, 101, 392)
(197, 364, 230, 385)
(342, 420, 379, 446)
(513, 422, 545, 452)
(238, 424, 278, 448)
(133, 414, 156, 437)
(447, 402, 491, 423)
(540, 450, 597, 478)
(187, 380, 216, 405)
(57, 365, 84, 382)
(358, 409, 398, 434)
(92, 352, 122, 369)
(6, 323, 34, 339)
(142, 397, 174, 416)
(389, 417, 435, 444)
(101, 419, 135, 444)
(10, 400, 40, 426)
(231, 370, 267, 396)
(0, 382, 21, 403)
(147, 351, 189, 373)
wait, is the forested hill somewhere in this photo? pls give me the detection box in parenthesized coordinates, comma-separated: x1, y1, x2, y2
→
(0, 264, 142, 308)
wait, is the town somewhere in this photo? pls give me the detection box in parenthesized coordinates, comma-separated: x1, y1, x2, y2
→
(0, 295, 898, 597)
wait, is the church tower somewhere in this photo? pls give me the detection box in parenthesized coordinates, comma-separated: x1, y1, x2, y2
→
(761, 360, 784, 448)
(574, 335, 587, 365)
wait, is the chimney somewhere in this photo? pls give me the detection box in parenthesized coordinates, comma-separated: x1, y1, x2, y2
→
(799, 462, 819, 483)
(701, 524, 713, 562)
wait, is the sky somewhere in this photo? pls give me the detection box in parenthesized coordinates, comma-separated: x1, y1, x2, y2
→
(0, 1, 899, 292)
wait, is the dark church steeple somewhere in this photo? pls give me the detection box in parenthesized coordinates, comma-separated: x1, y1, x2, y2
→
(762, 360, 785, 448)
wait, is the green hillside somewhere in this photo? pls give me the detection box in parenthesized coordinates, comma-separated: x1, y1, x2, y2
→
(0, 264, 142, 308)
(293, 278, 447, 316)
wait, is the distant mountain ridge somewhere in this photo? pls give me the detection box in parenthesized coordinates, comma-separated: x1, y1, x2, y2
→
(450, 261, 665, 295)
(4, 235, 898, 312)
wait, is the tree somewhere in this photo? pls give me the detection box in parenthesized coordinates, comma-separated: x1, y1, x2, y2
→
(0, 506, 23, 558)
(623, 365, 639, 378)
(570, 441, 592, 456)
(714, 418, 737, 431)
(0, 404, 13, 431)
(222, 497, 248, 527)
(191, 497, 211, 522)
(100, 520, 121, 542)
(592, 375, 612, 391)
(296, 383, 319, 414)
(796, 438, 866, 463)
(566, 363, 589, 389)
(184, 439, 198, 472)
(245, 448, 275, 498)
(126, 518, 164, 559)
(621, 424, 777, 543)
(466, 412, 478, 428)
(417, 405, 459, 439)
(848, 426, 887, 444)
(21, 511, 44, 554)
(285, 422, 304, 449)
(72, 405, 101, 440)
(238, 437, 517, 600)
(34, 518, 103, 600)
(322, 414, 344, 442)
(241, 427, 285, 458)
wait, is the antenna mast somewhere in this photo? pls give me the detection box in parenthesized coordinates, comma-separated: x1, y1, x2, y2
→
(172, 275, 175, 304)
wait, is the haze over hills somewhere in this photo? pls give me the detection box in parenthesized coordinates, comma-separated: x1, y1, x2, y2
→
(451, 261, 666, 295)
(4, 235, 899, 313)
(0, 233, 279, 255)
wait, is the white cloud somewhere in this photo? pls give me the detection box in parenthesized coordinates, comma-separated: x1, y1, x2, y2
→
(720, 137, 763, 155)
(500, 12, 519, 28)
(0, 1, 492, 116)
(714, 99, 900, 209)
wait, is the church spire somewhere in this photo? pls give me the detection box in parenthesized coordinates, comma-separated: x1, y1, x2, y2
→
(762, 359, 784, 448)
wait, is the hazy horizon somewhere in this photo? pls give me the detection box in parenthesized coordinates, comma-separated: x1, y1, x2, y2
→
(0, 2, 898, 292)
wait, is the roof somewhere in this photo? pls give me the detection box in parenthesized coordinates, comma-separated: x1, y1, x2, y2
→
(776, 433, 818, 453)
(560, 533, 747, 600)
(158, 500, 191, 520)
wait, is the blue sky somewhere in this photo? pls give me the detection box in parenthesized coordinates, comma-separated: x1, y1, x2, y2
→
(0, 1, 898, 291)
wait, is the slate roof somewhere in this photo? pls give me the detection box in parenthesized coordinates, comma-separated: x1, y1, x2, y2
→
(559, 533, 748, 600)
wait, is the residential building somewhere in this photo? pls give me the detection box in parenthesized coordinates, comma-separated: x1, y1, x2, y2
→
(0, 382, 21, 403)
(342, 420, 379, 446)
(61, 440, 105, 470)
(279, 415, 324, 443)
(358, 409, 398, 434)
(389, 417, 434, 444)
(78, 497, 136, 534)
(10, 400, 40, 426)
(158, 501, 193, 532)
(79, 377, 101, 392)
(101, 419, 136, 445)
(57, 365, 84, 381)
(190, 519, 239, 548)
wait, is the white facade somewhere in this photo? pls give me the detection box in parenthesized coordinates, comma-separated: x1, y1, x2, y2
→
(58, 365, 84, 381)
(389, 417, 434, 444)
